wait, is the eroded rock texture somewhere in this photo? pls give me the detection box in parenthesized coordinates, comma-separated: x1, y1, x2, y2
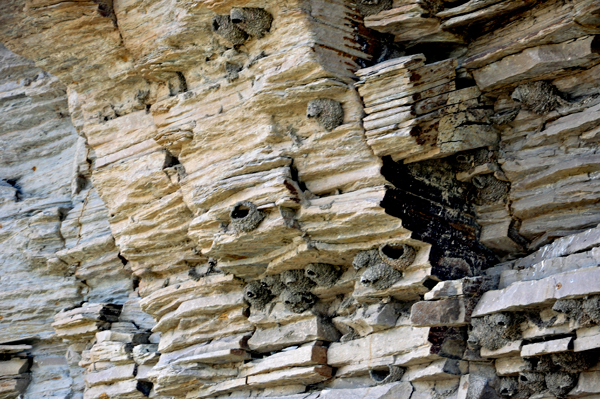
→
(1, 0, 600, 398)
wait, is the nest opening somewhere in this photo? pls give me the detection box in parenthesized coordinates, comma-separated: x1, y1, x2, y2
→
(370, 369, 389, 382)
(381, 244, 406, 260)
(231, 204, 250, 219)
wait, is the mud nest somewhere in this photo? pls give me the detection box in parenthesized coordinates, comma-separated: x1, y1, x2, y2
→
(307, 98, 344, 131)
(353, 249, 381, 270)
(230, 7, 273, 39)
(212, 14, 249, 46)
(469, 313, 521, 351)
(229, 201, 265, 233)
(354, 0, 393, 17)
(360, 262, 402, 290)
(305, 263, 340, 287)
(511, 81, 567, 115)
(260, 274, 286, 296)
(281, 288, 317, 313)
(378, 243, 416, 271)
(243, 281, 273, 310)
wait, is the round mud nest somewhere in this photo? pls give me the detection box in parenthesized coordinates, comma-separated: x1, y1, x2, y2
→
(229, 201, 265, 233)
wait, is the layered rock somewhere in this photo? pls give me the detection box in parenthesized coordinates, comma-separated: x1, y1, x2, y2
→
(0, 0, 600, 398)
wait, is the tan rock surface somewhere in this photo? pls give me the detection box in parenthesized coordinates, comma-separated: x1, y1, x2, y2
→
(1, 0, 600, 398)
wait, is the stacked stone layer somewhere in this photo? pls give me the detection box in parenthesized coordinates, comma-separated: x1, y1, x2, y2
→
(0, 0, 600, 398)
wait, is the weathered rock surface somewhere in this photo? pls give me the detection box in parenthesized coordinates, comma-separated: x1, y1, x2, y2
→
(1, 0, 600, 398)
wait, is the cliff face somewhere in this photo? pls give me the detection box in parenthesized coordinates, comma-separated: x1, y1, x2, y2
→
(1, 1, 600, 398)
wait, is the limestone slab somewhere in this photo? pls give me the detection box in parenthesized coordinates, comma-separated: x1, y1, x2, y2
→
(85, 363, 136, 388)
(328, 326, 430, 367)
(473, 36, 600, 92)
(480, 341, 523, 359)
(410, 297, 471, 327)
(520, 337, 572, 357)
(0, 359, 28, 376)
(574, 334, 600, 352)
(248, 317, 340, 353)
(247, 365, 333, 388)
(83, 379, 143, 399)
(240, 343, 327, 377)
(472, 266, 600, 317)
(568, 371, 600, 397)
(495, 356, 530, 376)
(403, 359, 467, 382)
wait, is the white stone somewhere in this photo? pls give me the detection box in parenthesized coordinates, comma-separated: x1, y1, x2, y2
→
(473, 267, 600, 317)
(520, 337, 572, 357)
(240, 343, 327, 377)
(574, 334, 600, 352)
(0, 358, 28, 376)
(328, 326, 431, 367)
(568, 371, 600, 397)
(480, 341, 523, 359)
(85, 364, 136, 388)
(403, 359, 467, 382)
(495, 357, 530, 376)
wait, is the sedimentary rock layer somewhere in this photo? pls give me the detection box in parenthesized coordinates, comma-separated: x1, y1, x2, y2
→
(1, 0, 600, 398)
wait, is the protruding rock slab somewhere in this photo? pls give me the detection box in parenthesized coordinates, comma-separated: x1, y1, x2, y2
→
(472, 266, 600, 317)
(248, 317, 340, 353)
(327, 326, 431, 367)
(473, 35, 600, 92)
(240, 343, 327, 377)
(356, 56, 496, 163)
(410, 297, 473, 327)
(520, 337, 572, 357)
(246, 365, 333, 388)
